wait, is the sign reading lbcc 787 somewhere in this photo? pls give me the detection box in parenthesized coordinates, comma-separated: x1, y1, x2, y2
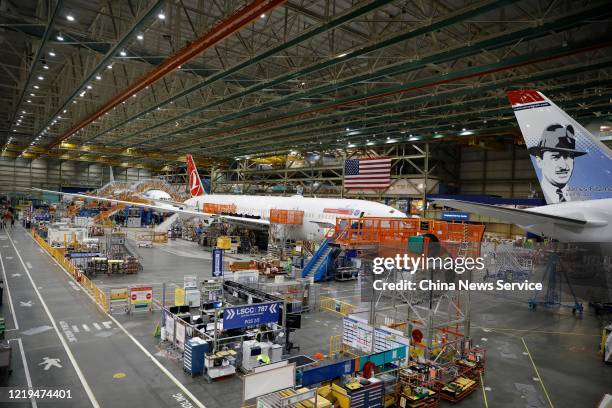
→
(222, 301, 282, 330)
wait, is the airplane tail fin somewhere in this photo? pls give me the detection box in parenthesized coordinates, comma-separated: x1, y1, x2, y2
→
(109, 166, 114, 183)
(186, 154, 205, 197)
(507, 90, 612, 204)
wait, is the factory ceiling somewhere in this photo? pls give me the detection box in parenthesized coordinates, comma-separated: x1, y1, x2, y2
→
(1, 0, 610, 170)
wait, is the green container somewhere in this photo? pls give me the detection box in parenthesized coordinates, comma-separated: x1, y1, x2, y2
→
(408, 235, 424, 254)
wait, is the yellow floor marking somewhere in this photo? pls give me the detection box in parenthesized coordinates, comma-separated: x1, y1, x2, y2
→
(480, 327, 599, 336)
(521, 337, 554, 408)
(113, 372, 126, 379)
(480, 371, 489, 408)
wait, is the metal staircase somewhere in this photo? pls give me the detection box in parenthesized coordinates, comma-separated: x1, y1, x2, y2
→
(301, 239, 335, 282)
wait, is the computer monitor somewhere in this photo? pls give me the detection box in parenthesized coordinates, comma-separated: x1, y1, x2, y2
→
(286, 314, 302, 329)
(250, 347, 262, 356)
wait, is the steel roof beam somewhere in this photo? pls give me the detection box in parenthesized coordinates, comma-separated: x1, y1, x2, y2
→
(116, 0, 518, 146)
(28, 0, 164, 157)
(157, 5, 612, 152)
(184, 59, 612, 153)
(44, 0, 287, 151)
(8, 0, 64, 132)
(82, 0, 397, 144)
(205, 77, 612, 155)
(150, 3, 611, 151)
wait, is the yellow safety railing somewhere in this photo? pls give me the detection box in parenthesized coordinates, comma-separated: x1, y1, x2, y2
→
(320, 296, 356, 316)
(329, 334, 342, 357)
(32, 230, 109, 311)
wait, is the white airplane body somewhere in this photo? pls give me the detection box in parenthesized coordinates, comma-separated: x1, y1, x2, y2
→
(35, 155, 406, 241)
(436, 90, 612, 242)
(184, 193, 404, 240)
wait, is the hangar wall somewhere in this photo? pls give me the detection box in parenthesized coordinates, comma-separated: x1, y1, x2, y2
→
(459, 144, 539, 199)
(0, 157, 151, 195)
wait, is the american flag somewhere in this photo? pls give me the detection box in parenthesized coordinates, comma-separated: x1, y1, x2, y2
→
(344, 157, 392, 189)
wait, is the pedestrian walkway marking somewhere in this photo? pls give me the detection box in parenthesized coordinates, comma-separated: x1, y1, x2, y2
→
(102, 321, 112, 329)
(39, 357, 62, 370)
(11, 273, 21, 277)
(10, 227, 99, 407)
(20, 300, 33, 307)
(59, 321, 77, 343)
(25, 261, 33, 269)
(82, 324, 90, 332)
(72, 325, 80, 333)
(22, 325, 53, 336)
(93, 323, 101, 330)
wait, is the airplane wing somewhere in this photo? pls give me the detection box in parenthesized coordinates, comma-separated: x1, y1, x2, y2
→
(31, 188, 270, 227)
(432, 199, 587, 227)
(33, 188, 210, 217)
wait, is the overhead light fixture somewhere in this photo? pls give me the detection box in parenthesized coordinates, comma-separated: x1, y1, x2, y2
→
(63, 109, 67, 113)
(137, 33, 144, 40)
(66, 15, 75, 22)
(86, 85, 92, 89)
(260, 14, 266, 18)
(22, 110, 26, 114)
(37, 76, 44, 80)
(43, 65, 49, 70)
(56, 33, 64, 41)
(29, 93, 35, 96)
(337, 52, 347, 58)
(33, 85, 39, 89)
(157, 11, 165, 19)
(107, 64, 113, 69)
(120, 50, 127, 56)
(27, 99, 32, 103)
(95, 75, 102, 80)
(49, 50, 56, 57)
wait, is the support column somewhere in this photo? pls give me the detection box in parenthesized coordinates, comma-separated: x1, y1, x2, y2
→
(421, 143, 429, 218)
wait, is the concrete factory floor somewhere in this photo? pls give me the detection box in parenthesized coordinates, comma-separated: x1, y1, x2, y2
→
(0, 225, 610, 408)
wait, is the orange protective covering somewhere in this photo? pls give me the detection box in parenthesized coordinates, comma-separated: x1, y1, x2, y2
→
(269, 209, 304, 224)
(203, 203, 236, 214)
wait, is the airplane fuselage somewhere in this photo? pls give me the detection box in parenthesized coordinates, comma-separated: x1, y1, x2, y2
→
(184, 194, 407, 240)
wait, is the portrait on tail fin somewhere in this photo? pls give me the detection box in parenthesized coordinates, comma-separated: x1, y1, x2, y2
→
(508, 90, 612, 204)
(528, 124, 587, 203)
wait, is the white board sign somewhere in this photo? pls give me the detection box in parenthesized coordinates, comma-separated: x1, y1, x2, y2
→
(342, 315, 373, 353)
(243, 362, 295, 401)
